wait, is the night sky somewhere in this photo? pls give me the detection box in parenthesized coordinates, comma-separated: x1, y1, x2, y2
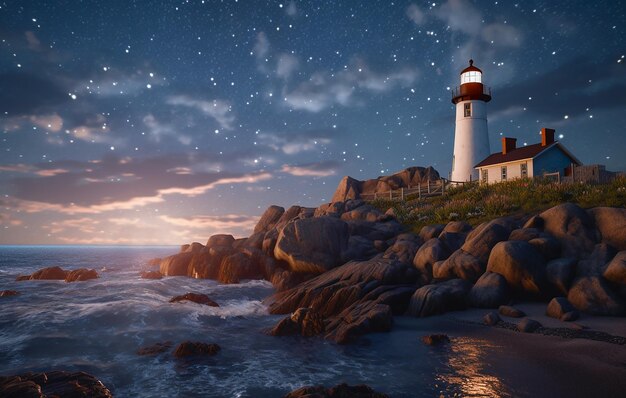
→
(1, 0, 625, 245)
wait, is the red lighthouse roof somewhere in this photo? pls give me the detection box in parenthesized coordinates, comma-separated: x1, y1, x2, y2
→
(460, 59, 482, 74)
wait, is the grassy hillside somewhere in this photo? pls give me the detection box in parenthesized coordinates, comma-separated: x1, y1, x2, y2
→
(371, 177, 626, 233)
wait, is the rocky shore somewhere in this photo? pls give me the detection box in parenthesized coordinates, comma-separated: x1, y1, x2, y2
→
(149, 194, 626, 345)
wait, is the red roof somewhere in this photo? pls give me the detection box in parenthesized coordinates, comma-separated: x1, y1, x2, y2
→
(460, 59, 482, 74)
(475, 142, 579, 168)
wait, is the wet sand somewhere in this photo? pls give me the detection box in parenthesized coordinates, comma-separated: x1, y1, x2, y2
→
(400, 303, 626, 398)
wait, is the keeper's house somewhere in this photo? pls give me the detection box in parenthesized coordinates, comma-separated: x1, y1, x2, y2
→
(475, 128, 582, 184)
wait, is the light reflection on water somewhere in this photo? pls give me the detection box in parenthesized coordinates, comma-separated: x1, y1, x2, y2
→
(435, 336, 510, 398)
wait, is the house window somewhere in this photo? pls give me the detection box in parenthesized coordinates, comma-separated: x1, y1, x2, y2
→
(520, 163, 528, 178)
(464, 103, 471, 117)
(481, 169, 488, 183)
(501, 166, 507, 181)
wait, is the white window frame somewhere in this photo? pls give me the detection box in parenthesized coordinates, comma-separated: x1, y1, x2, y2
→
(501, 166, 507, 181)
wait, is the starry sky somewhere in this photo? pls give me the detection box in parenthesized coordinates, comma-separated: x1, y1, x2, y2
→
(1, 0, 625, 245)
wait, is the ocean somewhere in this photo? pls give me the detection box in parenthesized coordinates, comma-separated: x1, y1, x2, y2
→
(0, 246, 516, 397)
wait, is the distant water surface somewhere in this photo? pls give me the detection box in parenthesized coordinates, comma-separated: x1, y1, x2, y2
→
(0, 246, 516, 397)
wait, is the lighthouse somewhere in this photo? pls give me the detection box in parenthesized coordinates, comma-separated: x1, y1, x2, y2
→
(450, 59, 491, 182)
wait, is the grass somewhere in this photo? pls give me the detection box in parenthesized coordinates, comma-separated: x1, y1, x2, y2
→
(370, 176, 626, 233)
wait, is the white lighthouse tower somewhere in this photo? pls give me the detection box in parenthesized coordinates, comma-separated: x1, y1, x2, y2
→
(450, 60, 491, 182)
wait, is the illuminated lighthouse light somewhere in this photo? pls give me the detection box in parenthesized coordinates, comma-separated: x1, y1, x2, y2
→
(461, 70, 482, 84)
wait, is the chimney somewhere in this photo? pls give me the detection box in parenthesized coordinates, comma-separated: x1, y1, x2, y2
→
(501, 137, 517, 155)
(541, 128, 555, 146)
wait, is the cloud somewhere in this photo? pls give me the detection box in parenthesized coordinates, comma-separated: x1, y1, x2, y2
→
(166, 95, 235, 130)
(283, 62, 419, 112)
(285, 1, 297, 17)
(43, 217, 99, 234)
(406, 4, 425, 25)
(160, 214, 259, 232)
(253, 32, 270, 60)
(276, 54, 299, 80)
(434, 0, 482, 35)
(280, 162, 338, 177)
(259, 131, 333, 154)
(25, 31, 42, 51)
(4, 154, 273, 214)
(30, 113, 64, 132)
(481, 23, 522, 48)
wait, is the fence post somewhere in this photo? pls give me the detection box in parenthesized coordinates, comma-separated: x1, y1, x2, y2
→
(419, 184, 421, 200)
(374, 192, 377, 200)
(389, 190, 392, 199)
(441, 179, 444, 195)
(427, 180, 431, 194)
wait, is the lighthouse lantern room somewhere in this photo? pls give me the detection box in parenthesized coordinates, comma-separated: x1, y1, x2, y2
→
(451, 60, 491, 182)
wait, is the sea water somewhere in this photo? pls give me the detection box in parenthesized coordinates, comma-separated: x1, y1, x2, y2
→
(0, 246, 515, 397)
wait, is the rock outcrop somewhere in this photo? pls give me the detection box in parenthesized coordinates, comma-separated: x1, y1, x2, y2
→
(169, 293, 219, 307)
(284, 383, 389, 398)
(173, 342, 221, 358)
(16, 266, 98, 282)
(269, 307, 325, 337)
(0, 371, 112, 397)
(331, 166, 440, 202)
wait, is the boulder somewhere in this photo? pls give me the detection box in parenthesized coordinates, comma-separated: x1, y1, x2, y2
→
(546, 257, 577, 295)
(140, 270, 163, 280)
(433, 249, 483, 282)
(577, 243, 617, 277)
(421, 334, 450, 345)
(331, 176, 362, 202)
(218, 252, 263, 284)
(499, 305, 525, 318)
(560, 311, 579, 321)
(486, 241, 547, 295)
(528, 236, 561, 261)
(604, 251, 626, 286)
(268, 256, 413, 342)
(0, 290, 20, 297)
(64, 268, 99, 282)
(314, 202, 345, 218)
(243, 231, 265, 249)
(169, 293, 219, 307)
(206, 234, 235, 248)
(462, 218, 514, 265)
(274, 217, 350, 274)
(567, 276, 625, 316)
(588, 207, 626, 251)
(546, 297, 577, 320)
(341, 235, 377, 262)
(517, 318, 542, 333)
(269, 307, 325, 337)
(262, 228, 279, 255)
(539, 203, 599, 258)
(173, 342, 221, 358)
(523, 215, 544, 229)
(254, 205, 285, 233)
(383, 234, 422, 265)
(0, 371, 113, 398)
(406, 279, 471, 317)
(419, 224, 445, 241)
(284, 383, 389, 398)
(340, 204, 384, 222)
(413, 238, 451, 283)
(483, 311, 501, 326)
(325, 300, 393, 344)
(159, 252, 193, 276)
(136, 341, 173, 356)
(468, 272, 509, 308)
(438, 231, 467, 253)
(443, 221, 472, 234)
(509, 228, 542, 242)
(27, 266, 68, 280)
